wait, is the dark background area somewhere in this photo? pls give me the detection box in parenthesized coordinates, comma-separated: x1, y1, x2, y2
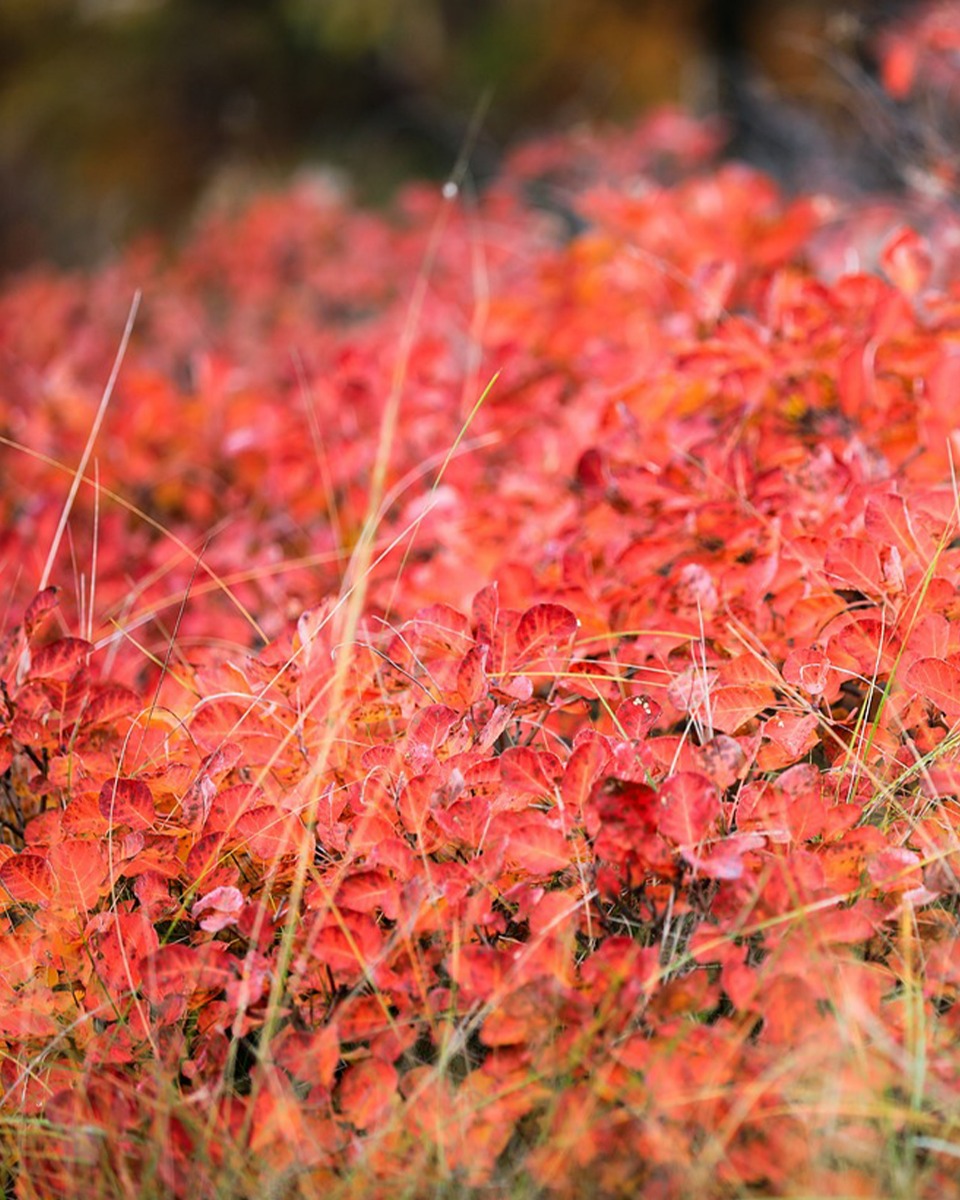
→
(0, 0, 921, 276)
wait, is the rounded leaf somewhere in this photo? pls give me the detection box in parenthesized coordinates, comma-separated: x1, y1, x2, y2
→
(0, 853, 56, 906)
(99, 778, 155, 831)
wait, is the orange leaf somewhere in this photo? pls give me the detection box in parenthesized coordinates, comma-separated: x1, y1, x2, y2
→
(48, 839, 108, 910)
(338, 1058, 397, 1131)
(710, 684, 775, 734)
(235, 805, 306, 861)
(99, 778, 155, 831)
(0, 853, 56, 906)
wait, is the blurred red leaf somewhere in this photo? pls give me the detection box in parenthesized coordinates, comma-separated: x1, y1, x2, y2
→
(140, 943, 235, 1007)
(492, 812, 570, 875)
(336, 869, 400, 920)
(867, 846, 923, 892)
(880, 227, 933, 296)
(657, 772, 722, 847)
(338, 1058, 397, 1131)
(448, 945, 510, 1001)
(274, 1023, 340, 1088)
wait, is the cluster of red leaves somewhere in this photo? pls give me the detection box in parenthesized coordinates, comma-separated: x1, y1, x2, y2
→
(4, 100, 960, 1199)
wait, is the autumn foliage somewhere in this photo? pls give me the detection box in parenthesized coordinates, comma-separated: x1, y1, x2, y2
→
(4, 53, 960, 1200)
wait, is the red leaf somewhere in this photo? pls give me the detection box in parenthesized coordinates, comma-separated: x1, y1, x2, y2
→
(456, 643, 488, 706)
(99, 778, 155, 832)
(406, 704, 459, 758)
(472, 583, 499, 647)
(823, 538, 885, 596)
(235, 805, 306, 861)
(447, 944, 509, 1000)
(274, 1023, 340, 1088)
(140, 943, 236, 1006)
(759, 712, 820, 768)
(864, 492, 929, 562)
(588, 776, 663, 887)
(737, 765, 827, 843)
(813, 905, 876, 946)
(666, 663, 716, 716)
(906, 657, 960, 722)
(24, 588, 59, 638)
(905, 613, 950, 662)
(657, 772, 721, 847)
(48, 839, 108, 910)
(0, 853, 56, 906)
(559, 737, 608, 817)
(782, 647, 837, 700)
(867, 847, 923, 893)
(338, 1058, 397, 1131)
(95, 909, 161, 991)
(492, 813, 570, 875)
(500, 745, 563, 798)
(615, 695, 661, 739)
(880, 227, 932, 296)
(180, 774, 217, 832)
(62, 790, 111, 837)
(83, 684, 141, 727)
(695, 734, 748, 789)
(28, 638, 91, 681)
(336, 869, 400, 920)
(681, 833, 765, 880)
(409, 603, 473, 657)
(514, 603, 578, 660)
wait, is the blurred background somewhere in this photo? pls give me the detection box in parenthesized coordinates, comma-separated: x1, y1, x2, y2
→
(0, 0, 923, 276)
